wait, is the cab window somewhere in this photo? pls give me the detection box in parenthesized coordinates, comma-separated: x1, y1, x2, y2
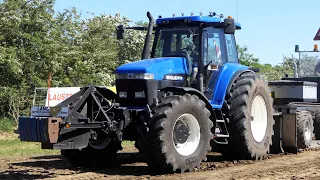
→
(225, 34, 238, 63)
(202, 27, 226, 66)
(153, 28, 199, 58)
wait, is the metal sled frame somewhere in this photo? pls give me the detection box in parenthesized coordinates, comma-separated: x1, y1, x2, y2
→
(43, 86, 129, 150)
(271, 102, 320, 154)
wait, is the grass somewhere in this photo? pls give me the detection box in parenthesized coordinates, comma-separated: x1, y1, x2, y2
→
(0, 118, 16, 133)
(0, 136, 59, 158)
(0, 133, 135, 158)
(0, 116, 136, 158)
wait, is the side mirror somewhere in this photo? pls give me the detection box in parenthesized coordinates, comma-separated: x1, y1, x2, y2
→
(224, 18, 236, 34)
(116, 25, 124, 39)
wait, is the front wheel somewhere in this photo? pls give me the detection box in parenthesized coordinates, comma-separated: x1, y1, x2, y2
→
(146, 93, 213, 173)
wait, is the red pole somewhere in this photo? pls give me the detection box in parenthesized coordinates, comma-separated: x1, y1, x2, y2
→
(47, 72, 52, 107)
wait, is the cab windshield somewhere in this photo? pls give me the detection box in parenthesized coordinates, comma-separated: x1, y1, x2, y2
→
(152, 27, 200, 62)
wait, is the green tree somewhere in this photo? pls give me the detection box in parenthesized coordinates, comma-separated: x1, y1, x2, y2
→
(297, 54, 319, 77)
(236, 45, 294, 81)
(117, 18, 147, 65)
(237, 45, 260, 68)
(0, 0, 58, 120)
(47, 7, 84, 87)
(0, 46, 22, 87)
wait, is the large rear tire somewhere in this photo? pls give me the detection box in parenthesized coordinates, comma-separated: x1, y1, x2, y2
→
(219, 72, 274, 160)
(146, 93, 213, 173)
(297, 111, 313, 149)
(313, 109, 320, 140)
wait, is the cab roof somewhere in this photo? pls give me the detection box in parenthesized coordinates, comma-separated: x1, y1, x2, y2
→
(156, 15, 241, 29)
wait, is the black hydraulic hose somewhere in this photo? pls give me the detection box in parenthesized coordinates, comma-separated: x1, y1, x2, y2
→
(141, 11, 154, 59)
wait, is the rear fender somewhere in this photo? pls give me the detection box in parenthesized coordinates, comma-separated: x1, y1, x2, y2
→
(210, 63, 252, 108)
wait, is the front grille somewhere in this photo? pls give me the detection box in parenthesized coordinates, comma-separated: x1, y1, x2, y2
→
(116, 79, 159, 107)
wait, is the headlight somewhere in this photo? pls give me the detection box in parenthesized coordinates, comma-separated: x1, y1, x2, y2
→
(115, 74, 127, 79)
(135, 91, 145, 98)
(134, 73, 154, 79)
(115, 73, 154, 80)
(119, 91, 127, 98)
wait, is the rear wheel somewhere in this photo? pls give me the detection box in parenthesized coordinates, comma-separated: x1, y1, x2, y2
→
(313, 109, 320, 140)
(297, 111, 313, 149)
(146, 93, 213, 173)
(218, 72, 274, 160)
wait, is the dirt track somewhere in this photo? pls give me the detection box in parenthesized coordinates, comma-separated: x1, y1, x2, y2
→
(1, 146, 320, 180)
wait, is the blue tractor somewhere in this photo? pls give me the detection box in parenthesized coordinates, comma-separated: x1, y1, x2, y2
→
(18, 11, 274, 173)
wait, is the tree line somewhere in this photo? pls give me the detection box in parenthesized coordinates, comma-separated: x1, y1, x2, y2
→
(0, 0, 319, 124)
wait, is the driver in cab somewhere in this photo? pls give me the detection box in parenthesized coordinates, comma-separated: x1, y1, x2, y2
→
(188, 35, 200, 83)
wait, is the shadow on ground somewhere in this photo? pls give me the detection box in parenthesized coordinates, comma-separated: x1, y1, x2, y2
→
(0, 152, 155, 179)
(0, 151, 236, 179)
(0, 169, 52, 180)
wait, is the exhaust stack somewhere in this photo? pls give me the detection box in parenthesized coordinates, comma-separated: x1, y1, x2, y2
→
(141, 11, 154, 59)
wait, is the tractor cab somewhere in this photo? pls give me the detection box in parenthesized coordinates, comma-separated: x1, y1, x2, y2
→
(151, 14, 241, 88)
(116, 12, 242, 107)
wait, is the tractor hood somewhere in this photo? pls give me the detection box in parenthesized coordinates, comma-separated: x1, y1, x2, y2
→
(115, 57, 188, 80)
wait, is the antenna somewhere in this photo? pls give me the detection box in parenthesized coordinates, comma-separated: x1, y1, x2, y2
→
(236, 0, 239, 21)
(184, 1, 187, 14)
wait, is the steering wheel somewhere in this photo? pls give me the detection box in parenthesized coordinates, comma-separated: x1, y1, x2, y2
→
(181, 44, 195, 52)
(181, 47, 189, 51)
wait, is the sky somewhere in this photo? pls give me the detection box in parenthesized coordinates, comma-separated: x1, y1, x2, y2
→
(54, 0, 320, 66)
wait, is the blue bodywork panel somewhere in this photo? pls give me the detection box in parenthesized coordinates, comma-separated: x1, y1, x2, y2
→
(115, 57, 189, 80)
(208, 63, 249, 109)
(156, 15, 241, 29)
(116, 60, 250, 110)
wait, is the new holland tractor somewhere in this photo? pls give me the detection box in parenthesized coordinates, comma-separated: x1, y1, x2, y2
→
(18, 11, 275, 173)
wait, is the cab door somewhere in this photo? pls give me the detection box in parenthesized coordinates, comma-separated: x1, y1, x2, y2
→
(202, 27, 225, 99)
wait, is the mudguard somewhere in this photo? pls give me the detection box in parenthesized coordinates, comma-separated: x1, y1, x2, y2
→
(209, 63, 252, 109)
